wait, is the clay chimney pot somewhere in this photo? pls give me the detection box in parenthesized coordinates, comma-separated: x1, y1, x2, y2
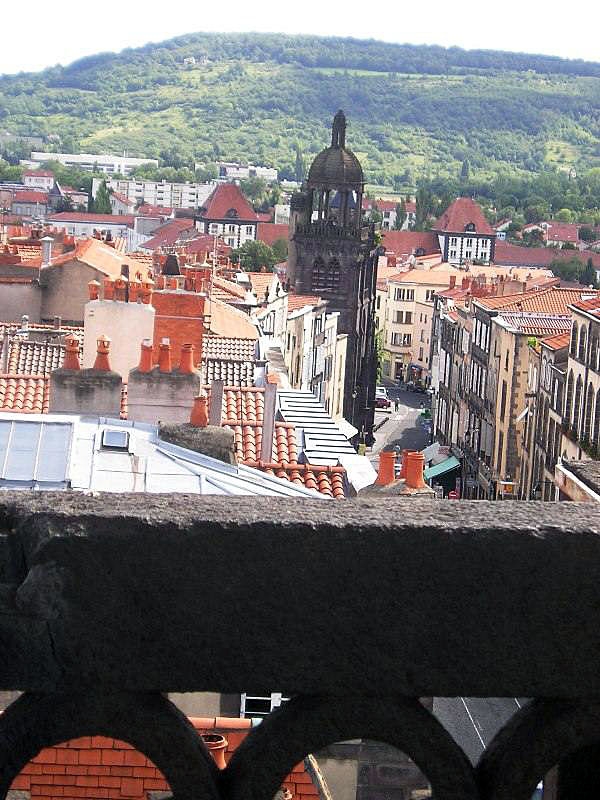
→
(201, 733, 228, 770)
(63, 335, 81, 370)
(158, 338, 172, 373)
(93, 335, 112, 371)
(138, 339, 153, 373)
(190, 393, 209, 428)
(88, 280, 101, 301)
(375, 450, 396, 486)
(405, 451, 427, 490)
(103, 278, 115, 301)
(179, 343, 195, 374)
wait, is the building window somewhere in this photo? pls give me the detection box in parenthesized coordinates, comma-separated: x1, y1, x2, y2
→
(419, 347, 423, 360)
(245, 225, 254, 235)
(402, 333, 412, 346)
(450, 250, 457, 259)
(450, 237, 457, 246)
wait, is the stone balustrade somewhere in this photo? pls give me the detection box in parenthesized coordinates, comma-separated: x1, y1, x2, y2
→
(1, 493, 600, 799)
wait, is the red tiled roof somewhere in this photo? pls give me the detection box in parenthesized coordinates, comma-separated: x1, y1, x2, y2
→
(204, 335, 256, 361)
(256, 211, 273, 222)
(201, 184, 259, 221)
(111, 191, 135, 206)
(287, 294, 322, 312)
(434, 197, 495, 236)
(0, 340, 66, 375)
(541, 331, 571, 351)
(23, 170, 54, 178)
(13, 191, 48, 204)
(139, 219, 196, 250)
(0, 374, 48, 413)
(203, 385, 346, 497)
(498, 313, 572, 335)
(546, 222, 580, 243)
(137, 203, 173, 216)
(10, 717, 324, 800)
(382, 230, 440, 256)
(256, 222, 289, 247)
(494, 242, 600, 269)
(477, 286, 600, 315)
(47, 212, 135, 226)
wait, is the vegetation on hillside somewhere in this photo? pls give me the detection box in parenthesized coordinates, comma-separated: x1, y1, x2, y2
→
(0, 33, 599, 189)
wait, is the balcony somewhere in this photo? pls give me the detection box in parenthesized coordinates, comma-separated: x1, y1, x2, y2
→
(1, 493, 600, 799)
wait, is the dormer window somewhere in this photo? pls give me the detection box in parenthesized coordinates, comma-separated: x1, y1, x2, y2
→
(464, 223, 475, 232)
(225, 208, 239, 218)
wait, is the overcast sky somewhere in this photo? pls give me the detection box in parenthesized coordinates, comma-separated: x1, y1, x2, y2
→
(1, 0, 598, 75)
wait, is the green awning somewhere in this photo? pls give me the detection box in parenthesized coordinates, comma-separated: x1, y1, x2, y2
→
(424, 455, 460, 480)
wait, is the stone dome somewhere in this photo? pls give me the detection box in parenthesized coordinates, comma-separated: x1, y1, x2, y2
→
(306, 111, 364, 190)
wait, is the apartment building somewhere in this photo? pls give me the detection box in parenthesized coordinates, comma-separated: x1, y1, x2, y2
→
(432, 197, 496, 266)
(32, 152, 157, 175)
(92, 177, 216, 210)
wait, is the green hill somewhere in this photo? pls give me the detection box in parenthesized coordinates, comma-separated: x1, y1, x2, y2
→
(1, 32, 600, 186)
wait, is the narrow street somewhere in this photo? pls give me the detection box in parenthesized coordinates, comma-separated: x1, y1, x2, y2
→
(369, 386, 432, 467)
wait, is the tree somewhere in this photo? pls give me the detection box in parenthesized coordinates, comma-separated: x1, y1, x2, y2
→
(393, 199, 407, 230)
(555, 208, 574, 223)
(580, 258, 598, 288)
(294, 144, 306, 183)
(460, 159, 470, 181)
(92, 180, 112, 214)
(230, 240, 277, 270)
(579, 226, 596, 242)
(271, 238, 288, 262)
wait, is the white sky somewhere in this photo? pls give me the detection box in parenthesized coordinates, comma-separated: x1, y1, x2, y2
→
(1, 0, 598, 75)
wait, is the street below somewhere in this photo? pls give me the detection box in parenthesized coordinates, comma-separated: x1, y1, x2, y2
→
(369, 386, 432, 467)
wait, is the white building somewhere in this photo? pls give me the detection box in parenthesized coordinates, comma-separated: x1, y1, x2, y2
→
(209, 162, 278, 182)
(23, 170, 55, 191)
(31, 152, 158, 175)
(93, 177, 215, 210)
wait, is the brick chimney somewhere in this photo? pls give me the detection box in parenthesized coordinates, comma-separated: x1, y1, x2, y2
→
(50, 337, 122, 418)
(127, 340, 202, 425)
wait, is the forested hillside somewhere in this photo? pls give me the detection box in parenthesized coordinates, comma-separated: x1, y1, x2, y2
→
(1, 32, 599, 187)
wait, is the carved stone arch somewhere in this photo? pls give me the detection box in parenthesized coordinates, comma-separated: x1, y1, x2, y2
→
(584, 383, 594, 440)
(574, 375, 583, 434)
(311, 257, 327, 291)
(0, 692, 219, 800)
(222, 695, 478, 800)
(565, 370, 574, 423)
(327, 257, 341, 289)
(477, 699, 600, 800)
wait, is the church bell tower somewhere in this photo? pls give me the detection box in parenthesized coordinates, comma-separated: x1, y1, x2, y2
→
(287, 111, 377, 443)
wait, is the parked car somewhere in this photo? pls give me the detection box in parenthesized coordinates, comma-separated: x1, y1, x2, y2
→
(375, 386, 391, 409)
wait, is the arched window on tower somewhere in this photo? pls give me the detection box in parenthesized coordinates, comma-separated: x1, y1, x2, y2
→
(590, 330, 599, 371)
(570, 323, 578, 357)
(584, 384, 594, 441)
(574, 376, 583, 434)
(565, 370, 574, 424)
(579, 325, 587, 362)
(594, 391, 600, 448)
(311, 257, 327, 291)
(327, 258, 341, 290)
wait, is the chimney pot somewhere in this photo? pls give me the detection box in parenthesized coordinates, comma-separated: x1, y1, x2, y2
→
(88, 280, 101, 301)
(158, 339, 172, 373)
(179, 343, 195, 374)
(93, 335, 112, 371)
(138, 339, 153, 373)
(103, 278, 115, 301)
(375, 450, 397, 486)
(405, 451, 427, 489)
(62, 335, 81, 370)
(190, 393, 209, 427)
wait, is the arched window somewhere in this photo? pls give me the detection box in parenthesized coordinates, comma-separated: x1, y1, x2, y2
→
(327, 258, 341, 290)
(225, 208, 239, 218)
(594, 391, 600, 447)
(464, 222, 475, 232)
(311, 257, 327, 291)
(590, 331, 599, 371)
(579, 325, 588, 362)
(574, 376, 583, 434)
(570, 323, 578, 357)
(543, 397, 550, 444)
(584, 384, 594, 441)
(565, 370, 574, 423)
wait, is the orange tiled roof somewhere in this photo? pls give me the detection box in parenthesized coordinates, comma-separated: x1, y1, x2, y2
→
(0, 374, 48, 413)
(256, 222, 289, 246)
(569, 296, 600, 313)
(203, 385, 346, 497)
(201, 184, 258, 222)
(204, 335, 257, 361)
(382, 230, 440, 256)
(10, 716, 324, 800)
(433, 197, 495, 235)
(0, 340, 65, 375)
(13, 190, 48, 204)
(477, 286, 600, 315)
(541, 331, 571, 351)
(138, 219, 196, 250)
(287, 294, 322, 312)
(248, 272, 280, 299)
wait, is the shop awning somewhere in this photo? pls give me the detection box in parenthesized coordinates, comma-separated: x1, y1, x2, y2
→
(424, 455, 460, 480)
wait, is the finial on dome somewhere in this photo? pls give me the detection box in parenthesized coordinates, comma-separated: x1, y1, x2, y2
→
(331, 110, 346, 149)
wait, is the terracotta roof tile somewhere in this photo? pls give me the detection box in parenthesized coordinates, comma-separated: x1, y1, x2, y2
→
(494, 242, 600, 269)
(434, 197, 495, 236)
(0, 340, 66, 375)
(382, 230, 440, 256)
(203, 335, 257, 361)
(287, 294, 322, 312)
(498, 313, 572, 335)
(205, 359, 255, 387)
(477, 286, 600, 315)
(47, 212, 135, 226)
(138, 219, 196, 250)
(0, 374, 48, 413)
(201, 184, 258, 221)
(13, 191, 48, 204)
(23, 169, 54, 177)
(256, 222, 289, 246)
(541, 331, 571, 351)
